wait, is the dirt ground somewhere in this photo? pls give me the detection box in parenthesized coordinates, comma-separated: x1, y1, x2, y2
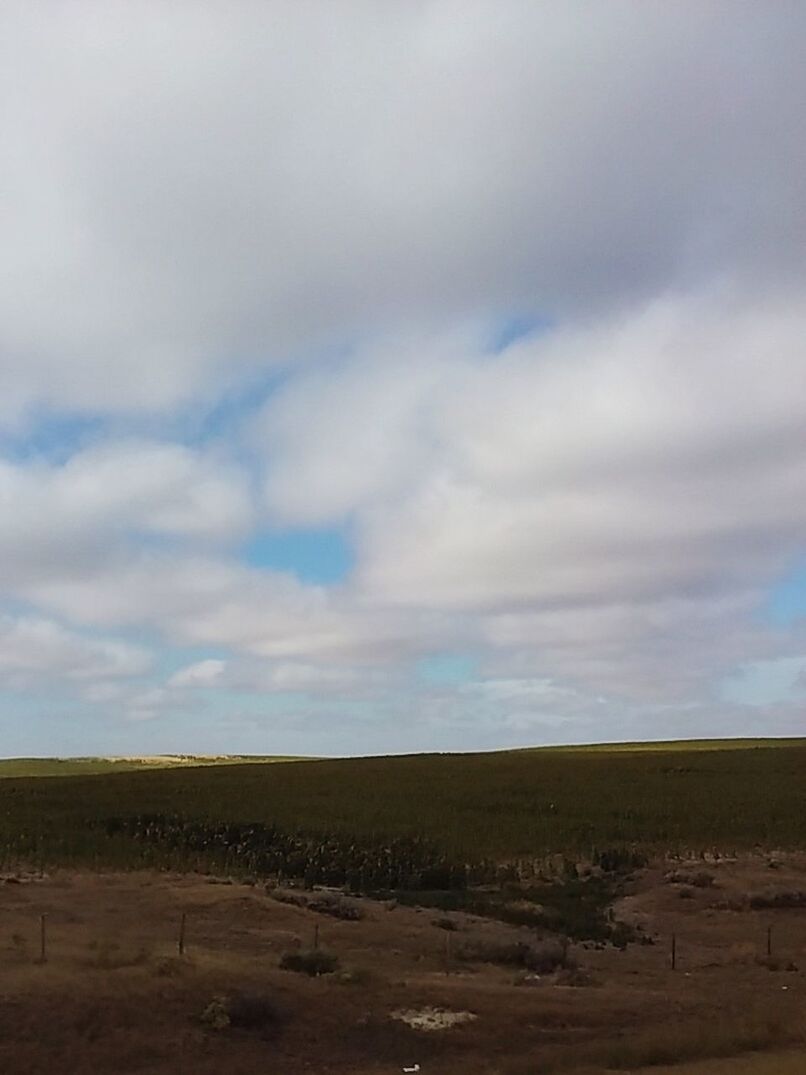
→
(1, 854, 805, 1074)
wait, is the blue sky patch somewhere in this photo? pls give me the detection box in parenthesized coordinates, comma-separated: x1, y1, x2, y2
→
(719, 656, 806, 707)
(765, 561, 806, 626)
(488, 313, 552, 353)
(0, 411, 103, 463)
(416, 653, 477, 686)
(242, 527, 353, 584)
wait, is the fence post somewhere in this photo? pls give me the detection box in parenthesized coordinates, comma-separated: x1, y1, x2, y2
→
(39, 914, 47, 963)
(178, 912, 187, 956)
(445, 931, 452, 976)
(767, 925, 772, 958)
(313, 923, 320, 950)
(671, 933, 676, 971)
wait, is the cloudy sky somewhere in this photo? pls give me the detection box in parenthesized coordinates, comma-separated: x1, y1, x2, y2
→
(2, 1, 805, 756)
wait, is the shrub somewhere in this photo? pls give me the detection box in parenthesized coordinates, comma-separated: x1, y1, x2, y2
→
(152, 956, 184, 977)
(335, 966, 373, 985)
(593, 848, 647, 873)
(85, 939, 149, 969)
(227, 992, 280, 1029)
(459, 938, 571, 973)
(555, 967, 597, 987)
(307, 895, 364, 920)
(749, 889, 806, 909)
(279, 947, 339, 976)
(584, 1009, 788, 1070)
(200, 992, 280, 1032)
(756, 955, 798, 972)
(270, 888, 364, 919)
(609, 921, 635, 950)
(270, 887, 308, 908)
(665, 870, 715, 888)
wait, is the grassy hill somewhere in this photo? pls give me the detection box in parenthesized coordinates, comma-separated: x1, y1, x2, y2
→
(1, 738, 804, 877)
(0, 755, 307, 779)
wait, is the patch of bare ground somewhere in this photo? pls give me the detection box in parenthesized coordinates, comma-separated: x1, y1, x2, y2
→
(0, 855, 804, 1073)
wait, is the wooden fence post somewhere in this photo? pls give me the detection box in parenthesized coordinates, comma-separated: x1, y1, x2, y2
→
(313, 923, 320, 950)
(178, 912, 187, 956)
(671, 933, 676, 971)
(767, 925, 772, 958)
(39, 914, 47, 963)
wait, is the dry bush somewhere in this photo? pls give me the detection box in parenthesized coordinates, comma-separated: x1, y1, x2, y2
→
(84, 939, 149, 969)
(665, 870, 715, 888)
(432, 916, 459, 931)
(334, 966, 373, 985)
(459, 938, 572, 973)
(306, 894, 364, 920)
(200, 991, 280, 1033)
(151, 955, 186, 977)
(749, 889, 806, 909)
(711, 896, 748, 911)
(270, 887, 364, 920)
(279, 947, 339, 976)
(580, 1008, 792, 1070)
(7, 932, 28, 961)
(554, 966, 598, 987)
(270, 887, 308, 908)
(755, 955, 798, 972)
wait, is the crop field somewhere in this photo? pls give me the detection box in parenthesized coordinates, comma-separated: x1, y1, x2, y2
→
(1, 739, 805, 881)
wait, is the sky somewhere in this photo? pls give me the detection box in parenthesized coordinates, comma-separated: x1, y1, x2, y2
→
(1, 1, 805, 757)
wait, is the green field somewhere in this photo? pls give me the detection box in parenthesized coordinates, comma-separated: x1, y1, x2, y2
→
(1, 738, 804, 877)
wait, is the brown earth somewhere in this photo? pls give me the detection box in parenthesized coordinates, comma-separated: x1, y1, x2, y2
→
(1, 854, 805, 1074)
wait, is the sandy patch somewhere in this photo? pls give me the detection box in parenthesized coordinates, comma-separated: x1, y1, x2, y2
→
(391, 1007, 478, 1031)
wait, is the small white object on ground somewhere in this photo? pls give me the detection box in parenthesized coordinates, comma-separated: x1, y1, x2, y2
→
(403, 1065, 421, 1073)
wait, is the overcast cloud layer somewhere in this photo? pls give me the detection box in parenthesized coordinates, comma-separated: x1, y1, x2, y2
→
(1, 1, 805, 755)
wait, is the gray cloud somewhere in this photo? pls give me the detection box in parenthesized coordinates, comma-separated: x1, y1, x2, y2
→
(2, 2, 805, 424)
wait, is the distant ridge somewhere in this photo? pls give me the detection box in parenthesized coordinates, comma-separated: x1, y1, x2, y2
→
(1, 737, 803, 779)
(0, 755, 307, 778)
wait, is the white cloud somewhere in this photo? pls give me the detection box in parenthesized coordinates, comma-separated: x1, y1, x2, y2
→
(168, 659, 226, 689)
(0, 440, 254, 588)
(0, 613, 151, 689)
(351, 291, 806, 614)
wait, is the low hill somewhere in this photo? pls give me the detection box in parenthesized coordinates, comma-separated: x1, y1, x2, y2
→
(0, 755, 307, 779)
(1, 738, 804, 872)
